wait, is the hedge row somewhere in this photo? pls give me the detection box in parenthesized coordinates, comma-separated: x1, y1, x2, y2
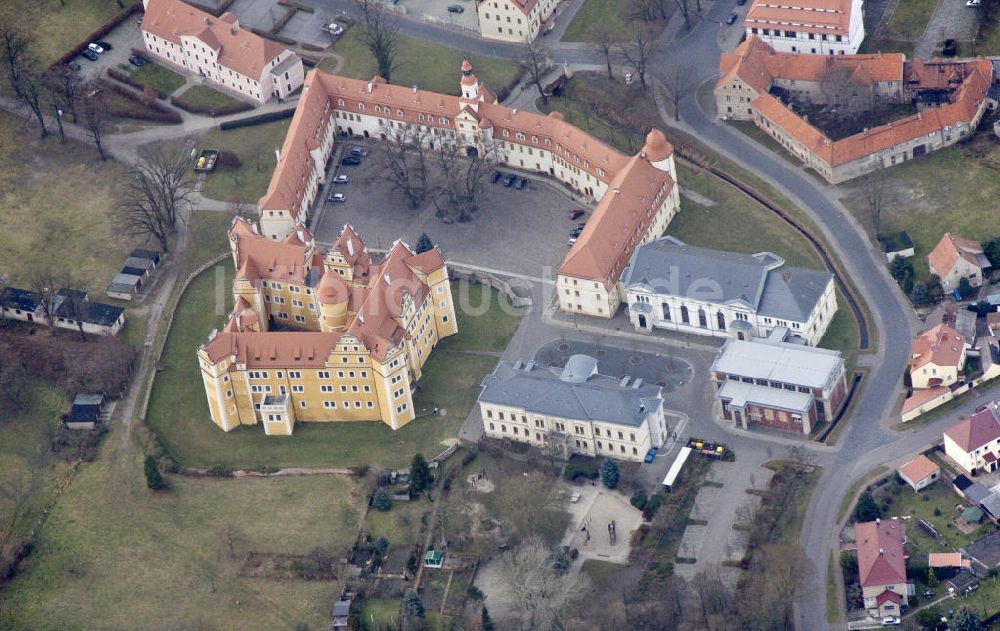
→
(270, 7, 297, 35)
(49, 2, 143, 72)
(300, 42, 324, 53)
(170, 94, 253, 117)
(219, 107, 294, 130)
(106, 67, 168, 100)
(250, 27, 297, 47)
(98, 79, 182, 124)
(277, 0, 315, 12)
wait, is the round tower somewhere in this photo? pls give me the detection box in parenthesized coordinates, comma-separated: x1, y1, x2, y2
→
(641, 128, 675, 175)
(460, 59, 480, 105)
(317, 270, 349, 332)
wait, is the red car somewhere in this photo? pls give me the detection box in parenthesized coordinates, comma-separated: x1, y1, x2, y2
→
(569, 209, 585, 220)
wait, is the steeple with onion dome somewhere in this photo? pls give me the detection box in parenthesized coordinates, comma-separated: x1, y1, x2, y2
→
(459, 59, 481, 109)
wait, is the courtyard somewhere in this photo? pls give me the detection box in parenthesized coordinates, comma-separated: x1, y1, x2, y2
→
(312, 140, 588, 279)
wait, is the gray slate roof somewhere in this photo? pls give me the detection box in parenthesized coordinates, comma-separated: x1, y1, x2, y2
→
(479, 355, 662, 428)
(622, 237, 832, 321)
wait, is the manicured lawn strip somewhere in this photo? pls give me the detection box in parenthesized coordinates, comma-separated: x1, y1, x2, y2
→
(0, 112, 138, 294)
(819, 291, 861, 363)
(125, 62, 187, 96)
(826, 553, 841, 623)
(437, 281, 525, 352)
(841, 135, 1000, 282)
(175, 85, 245, 111)
(727, 120, 800, 166)
(562, 0, 662, 42)
(332, 28, 520, 97)
(196, 118, 292, 204)
(0, 443, 362, 630)
(146, 268, 511, 469)
(0, 0, 121, 67)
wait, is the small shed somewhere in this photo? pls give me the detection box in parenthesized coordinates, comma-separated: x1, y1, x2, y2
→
(331, 596, 352, 628)
(106, 273, 142, 301)
(65, 393, 105, 430)
(122, 257, 156, 279)
(130, 248, 161, 267)
(897, 455, 940, 491)
(423, 549, 443, 568)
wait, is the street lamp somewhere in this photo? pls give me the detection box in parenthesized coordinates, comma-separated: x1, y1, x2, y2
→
(54, 106, 65, 143)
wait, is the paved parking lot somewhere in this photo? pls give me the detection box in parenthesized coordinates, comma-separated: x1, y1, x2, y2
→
(312, 141, 588, 279)
(74, 17, 145, 82)
(400, 0, 479, 31)
(229, 0, 332, 48)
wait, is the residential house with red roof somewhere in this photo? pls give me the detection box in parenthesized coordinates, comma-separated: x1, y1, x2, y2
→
(476, 0, 559, 42)
(928, 233, 992, 293)
(140, 0, 303, 104)
(943, 405, 1000, 474)
(896, 454, 940, 491)
(257, 60, 680, 319)
(855, 519, 912, 618)
(744, 0, 865, 55)
(715, 37, 993, 183)
(197, 217, 457, 435)
(909, 323, 968, 390)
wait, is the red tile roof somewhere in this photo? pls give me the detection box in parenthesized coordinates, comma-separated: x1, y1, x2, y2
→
(897, 455, 939, 485)
(944, 407, 1000, 452)
(141, 0, 285, 79)
(744, 0, 854, 35)
(875, 590, 902, 606)
(855, 520, 908, 588)
(911, 323, 966, 372)
(928, 233, 986, 279)
(901, 386, 950, 415)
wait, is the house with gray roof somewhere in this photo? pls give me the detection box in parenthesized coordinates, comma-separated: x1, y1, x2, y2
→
(478, 354, 667, 462)
(621, 236, 837, 345)
(710, 331, 848, 434)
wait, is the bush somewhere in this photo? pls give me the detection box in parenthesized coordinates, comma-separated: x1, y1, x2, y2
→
(933, 507, 941, 517)
(206, 464, 234, 477)
(563, 462, 598, 481)
(99, 80, 183, 124)
(600, 458, 620, 489)
(144, 455, 166, 490)
(217, 150, 242, 171)
(854, 490, 880, 522)
(170, 94, 253, 117)
(466, 585, 484, 600)
(219, 108, 295, 130)
(642, 494, 663, 521)
(840, 550, 858, 574)
(372, 488, 392, 512)
(630, 491, 648, 511)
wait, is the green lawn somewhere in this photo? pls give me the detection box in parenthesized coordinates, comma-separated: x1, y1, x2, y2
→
(332, 28, 520, 97)
(0, 112, 138, 294)
(437, 281, 525, 352)
(859, 0, 937, 56)
(873, 478, 993, 553)
(146, 269, 512, 469)
(125, 62, 187, 96)
(0, 0, 122, 66)
(840, 133, 1000, 281)
(0, 441, 363, 630)
(196, 118, 292, 204)
(820, 292, 861, 362)
(562, 0, 666, 42)
(175, 84, 246, 112)
(365, 497, 431, 546)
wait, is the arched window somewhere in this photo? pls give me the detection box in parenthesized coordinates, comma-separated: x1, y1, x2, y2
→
(661, 303, 671, 321)
(698, 309, 708, 328)
(680, 305, 689, 324)
(717, 311, 726, 330)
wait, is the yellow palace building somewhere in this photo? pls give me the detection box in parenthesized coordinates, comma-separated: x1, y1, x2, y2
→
(197, 217, 457, 435)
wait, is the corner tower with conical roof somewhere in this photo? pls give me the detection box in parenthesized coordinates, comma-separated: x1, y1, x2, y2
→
(459, 59, 481, 110)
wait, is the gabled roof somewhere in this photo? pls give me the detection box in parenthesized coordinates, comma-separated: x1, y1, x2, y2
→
(897, 455, 939, 484)
(855, 520, 908, 588)
(944, 406, 1000, 453)
(744, 0, 854, 35)
(911, 323, 966, 371)
(141, 0, 287, 79)
(928, 233, 989, 278)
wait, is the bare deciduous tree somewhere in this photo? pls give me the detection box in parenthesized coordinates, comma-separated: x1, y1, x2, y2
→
(593, 23, 616, 80)
(79, 85, 108, 160)
(498, 537, 589, 631)
(661, 64, 698, 122)
(116, 146, 196, 252)
(738, 544, 812, 630)
(692, 565, 737, 629)
(10, 55, 48, 137)
(619, 26, 659, 90)
(519, 39, 552, 106)
(376, 122, 431, 209)
(28, 266, 69, 335)
(44, 63, 81, 123)
(865, 163, 886, 237)
(358, 0, 400, 82)
(0, 22, 31, 90)
(432, 135, 495, 224)
(217, 522, 249, 562)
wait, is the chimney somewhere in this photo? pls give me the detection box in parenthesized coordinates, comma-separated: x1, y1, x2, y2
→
(879, 548, 884, 556)
(367, 80, 373, 93)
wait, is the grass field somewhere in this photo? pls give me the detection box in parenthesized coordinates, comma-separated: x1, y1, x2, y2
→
(0, 442, 364, 630)
(196, 119, 292, 204)
(562, 0, 667, 42)
(438, 281, 525, 352)
(840, 133, 1000, 281)
(873, 478, 993, 552)
(332, 28, 520, 96)
(365, 497, 431, 546)
(175, 85, 246, 111)
(859, 0, 937, 56)
(146, 271, 513, 469)
(0, 112, 137, 293)
(125, 62, 187, 96)
(0, 0, 122, 66)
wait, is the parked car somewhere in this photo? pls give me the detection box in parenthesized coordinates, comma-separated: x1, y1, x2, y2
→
(94, 41, 113, 51)
(569, 227, 583, 238)
(569, 209, 585, 220)
(87, 43, 104, 54)
(81, 49, 99, 61)
(503, 174, 517, 187)
(567, 237, 577, 246)
(515, 177, 528, 190)
(576, 222, 586, 230)
(726, 12, 739, 24)
(324, 22, 344, 36)
(333, 174, 349, 184)
(128, 55, 145, 67)
(341, 156, 362, 166)
(447, 4, 464, 12)
(329, 192, 346, 202)
(967, 0, 981, 7)
(350, 146, 367, 157)
(644, 447, 658, 464)
(880, 616, 900, 626)
(491, 170, 503, 184)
